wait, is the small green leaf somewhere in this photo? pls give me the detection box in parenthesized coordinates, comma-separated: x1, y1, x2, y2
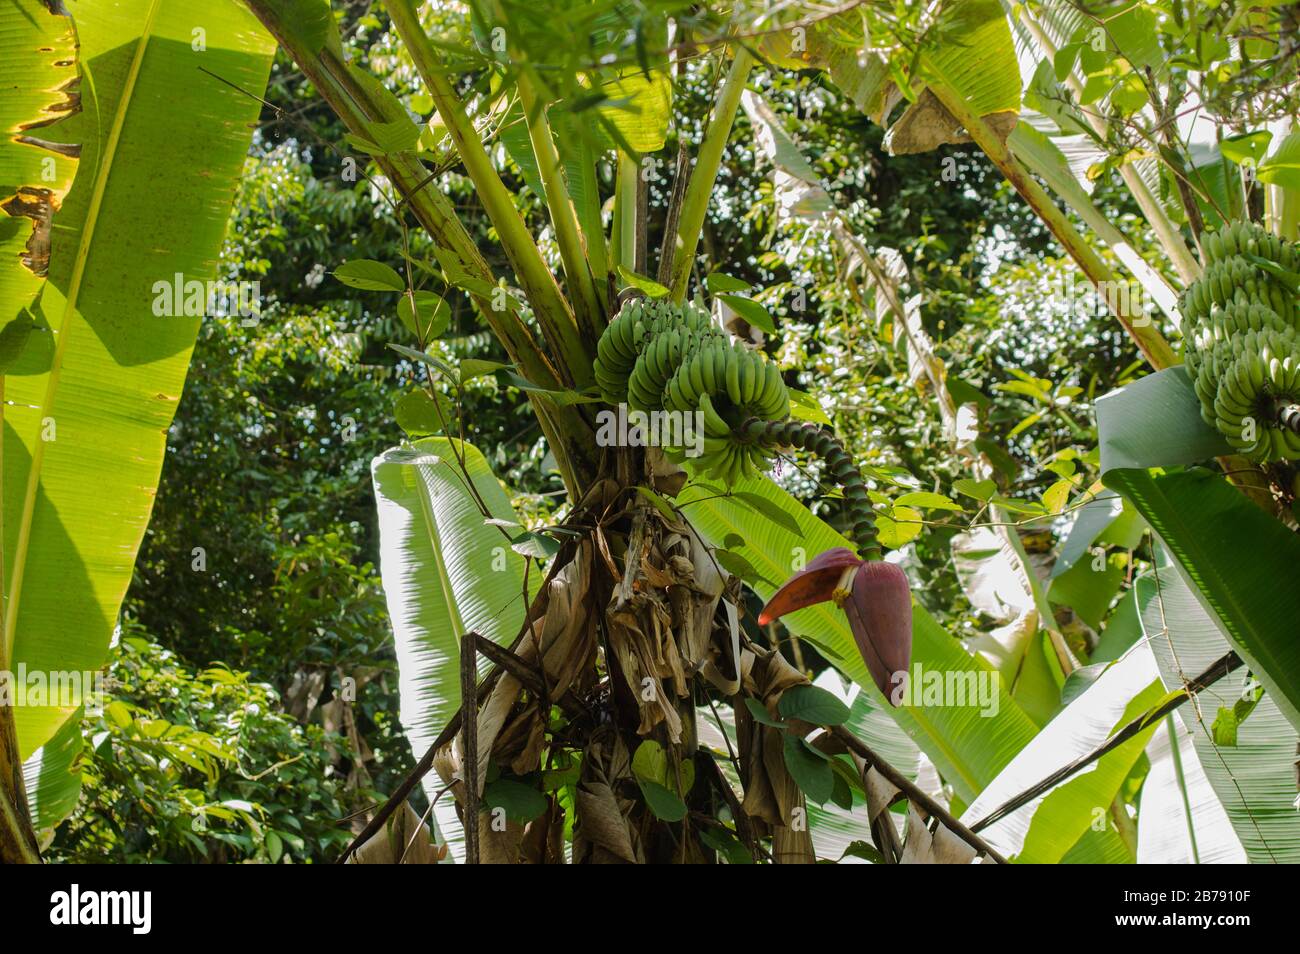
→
(777, 684, 851, 726)
(830, 769, 853, 810)
(744, 697, 785, 728)
(1219, 130, 1272, 167)
(501, 373, 603, 405)
(631, 739, 694, 795)
(1042, 478, 1074, 514)
(398, 290, 451, 340)
(388, 343, 453, 378)
(334, 259, 405, 291)
(394, 389, 451, 437)
(734, 490, 802, 535)
(718, 294, 777, 335)
(840, 840, 886, 864)
(511, 531, 562, 560)
(699, 824, 752, 863)
(638, 780, 687, 821)
(894, 491, 963, 512)
(482, 778, 549, 823)
(713, 549, 772, 584)
(636, 485, 679, 523)
(991, 494, 1047, 516)
(953, 478, 996, 503)
(617, 266, 670, 298)
(1211, 706, 1240, 747)
(459, 358, 511, 382)
(782, 734, 834, 805)
(877, 505, 922, 549)
(787, 388, 833, 426)
(705, 272, 751, 293)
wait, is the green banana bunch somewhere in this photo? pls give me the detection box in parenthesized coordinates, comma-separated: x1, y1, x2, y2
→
(593, 296, 791, 486)
(593, 298, 716, 404)
(594, 297, 887, 561)
(1181, 222, 1300, 461)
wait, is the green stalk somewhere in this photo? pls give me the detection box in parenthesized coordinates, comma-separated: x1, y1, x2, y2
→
(244, 0, 598, 492)
(741, 418, 880, 560)
(615, 152, 639, 272)
(514, 68, 605, 340)
(0, 379, 39, 865)
(1017, 10, 1200, 284)
(668, 46, 754, 302)
(382, 0, 592, 386)
(1165, 714, 1201, 864)
(924, 71, 1179, 371)
(925, 69, 1277, 512)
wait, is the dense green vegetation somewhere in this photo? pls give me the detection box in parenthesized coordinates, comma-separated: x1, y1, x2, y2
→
(3, 0, 1298, 865)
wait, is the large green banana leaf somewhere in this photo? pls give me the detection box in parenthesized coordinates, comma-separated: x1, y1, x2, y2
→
(1136, 565, 1300, 863)
(4, 0, 274, 826)
(1098, 368, 1300, 730)
(957, 643, 1165, 863)
(1138, 716, 1245, 864)
(1095, 367, 1231, 472)
(371, 439, 532, 859)
(676, 475, 1040, 805)
(1105, 468, 1300, 731)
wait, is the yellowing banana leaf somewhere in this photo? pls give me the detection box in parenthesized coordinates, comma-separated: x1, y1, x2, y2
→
(0, 0, 79, 352)
(371, 439, 532, 861)
(20, 705, 82, 831)
(896, 0, 1021, 154)
(4, 0, 274, 828)
(677, 474, 1039, 804)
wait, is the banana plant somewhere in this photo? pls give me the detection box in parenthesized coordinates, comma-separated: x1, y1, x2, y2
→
(242, 0, 1094, 863)
(0, 0, 275, 861)
(248, 0, 1300, 864)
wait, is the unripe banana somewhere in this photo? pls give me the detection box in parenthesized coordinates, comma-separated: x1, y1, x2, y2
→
(1181, 224, 1300, 463)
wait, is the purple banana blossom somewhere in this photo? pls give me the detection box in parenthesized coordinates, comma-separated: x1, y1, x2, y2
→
(758, 548, 912, 702)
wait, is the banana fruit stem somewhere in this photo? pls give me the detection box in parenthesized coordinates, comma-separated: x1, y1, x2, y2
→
(741, 418, 881, 561)
(1276, 400, 1300, 435)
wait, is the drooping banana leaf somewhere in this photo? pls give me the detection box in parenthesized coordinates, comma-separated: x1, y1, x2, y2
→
(1136, 564, 1300, 862)
(1105, 468, 1300, 731)
(371, 439, 532, 860)
(676, 475, 1040, 805)
(1097, 365, 1300, 730)
(3, 0, 274, 829)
